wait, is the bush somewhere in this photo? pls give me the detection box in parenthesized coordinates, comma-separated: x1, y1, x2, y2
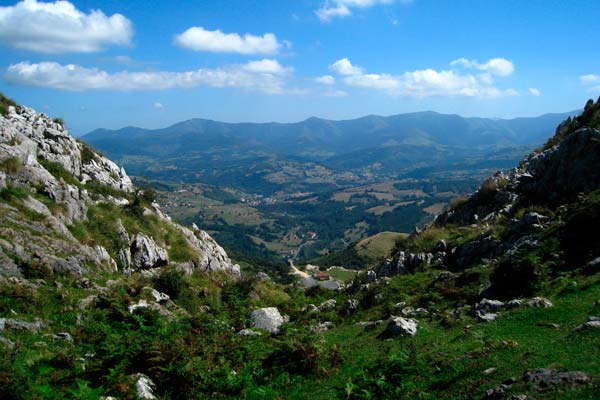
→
(0, 92, 17, 115)
(561, 188, 600, 265)
(154, 269, 186, 299)
(489, 252, 541, 299)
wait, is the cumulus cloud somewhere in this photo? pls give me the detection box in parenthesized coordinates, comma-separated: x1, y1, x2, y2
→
(316, 0, 398, 22)
(0, 0, 133, 54)
(315, 75, 336, 85)
(328, 57, 519, 97)
(153, 102, 163, 109)
(329, 58, 363, 75)
(174, 26, 282, 55)
(450, 57, 515, 76)
(528, 88, 541, 96)
(5, 59, 293, 94)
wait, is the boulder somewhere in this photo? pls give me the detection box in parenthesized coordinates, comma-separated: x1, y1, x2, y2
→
(386, 316, 418, 336)
(341, 299, 359, 315)
(527, 297, 553, 308)
(237, 329, 262, 337)
(133, 373, 156, 399)
(365, 270, 377, 283)
(476, 299, 505, 313)
(573, 316, 600, 331)
(401, 306, 428, 317)
(311, 321, 334, 333)
(250, 307, 284, 334)
(130, 233, 169, 270)
(317, 299, 337, 312)
(523, 368, 593, 389)
(477, 311, 499, 322)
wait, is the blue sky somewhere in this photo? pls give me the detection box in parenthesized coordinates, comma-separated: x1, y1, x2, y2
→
(0, 0, 599, 134)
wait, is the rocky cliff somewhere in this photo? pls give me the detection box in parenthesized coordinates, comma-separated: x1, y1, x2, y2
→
(379, 97, 600, 298)
(0, 104, 240, 279)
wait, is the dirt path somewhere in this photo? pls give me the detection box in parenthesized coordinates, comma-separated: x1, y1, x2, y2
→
(288, 260, 311, 278)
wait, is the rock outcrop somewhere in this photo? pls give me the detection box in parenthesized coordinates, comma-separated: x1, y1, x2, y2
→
(0, 104, 240, 279)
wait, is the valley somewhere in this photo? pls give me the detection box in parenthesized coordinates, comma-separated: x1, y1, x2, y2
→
(84, 111, 574, 273)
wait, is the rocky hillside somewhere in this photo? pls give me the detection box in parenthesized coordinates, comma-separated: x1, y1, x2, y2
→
(382, 97, 600, 286)
(0, 103, 240, 278)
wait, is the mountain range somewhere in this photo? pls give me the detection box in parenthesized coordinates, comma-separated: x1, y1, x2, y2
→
(84, 110, 577, 191)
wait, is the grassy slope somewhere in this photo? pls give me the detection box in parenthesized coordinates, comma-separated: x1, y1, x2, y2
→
(284, 272, 600, 399)
(355, 231, 407, 260)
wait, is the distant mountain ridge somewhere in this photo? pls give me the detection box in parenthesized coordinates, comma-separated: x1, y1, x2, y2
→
(83, 109, 578, 192)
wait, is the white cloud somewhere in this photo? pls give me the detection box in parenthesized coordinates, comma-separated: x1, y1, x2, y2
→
(528, 88, 541, 96)
(243, 59, 292, 75)
(580, 74, 600, 83)
(329, 58, 519, 98)
(316, 4, 351, 21)
(450, 57, 514, 76)
(316, 0, 398, 22)
(5, 59, 293, 94)
(329, 58, 363, 75)
(174, 26, 282, 55)
(315, 75, 336, 85)
(0, 0, 133, 54)
(153, 102, 163, 109)
(345, 73, 400, 90)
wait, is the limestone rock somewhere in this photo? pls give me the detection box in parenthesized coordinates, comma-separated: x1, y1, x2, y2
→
(527, 297, 553, 308)
(341, 299, 359, 315)
(130, 233, 169, 270)
(317, 299, 337, 312)
(237, 329, 262, 337)
(311, 321, 334, 333)
(523, 368, 593, 389)
(133, 373, 156, 399)
(250, 307, 284, 334)
(386, 316, 418, 336)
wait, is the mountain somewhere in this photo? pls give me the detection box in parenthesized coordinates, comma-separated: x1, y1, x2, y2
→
(83, 110, 577, 192)
(2, 96, 599, 399)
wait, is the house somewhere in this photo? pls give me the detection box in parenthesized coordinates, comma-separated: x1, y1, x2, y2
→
(314, 271, 330, 281)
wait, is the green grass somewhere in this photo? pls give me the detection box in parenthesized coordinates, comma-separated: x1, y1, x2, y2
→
(283, 273, 600, 399)
(328, 267, 359, 282)
(355, 231, 407, 260)
(39, 159, 81, 187)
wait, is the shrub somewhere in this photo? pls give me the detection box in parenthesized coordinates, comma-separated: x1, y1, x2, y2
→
(0, 92, 17, 115)
(154, 268, 186, 299)
(489, 252, 541, 299)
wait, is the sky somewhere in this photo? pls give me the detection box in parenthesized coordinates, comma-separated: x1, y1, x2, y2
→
(0, 0, 599, 134)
